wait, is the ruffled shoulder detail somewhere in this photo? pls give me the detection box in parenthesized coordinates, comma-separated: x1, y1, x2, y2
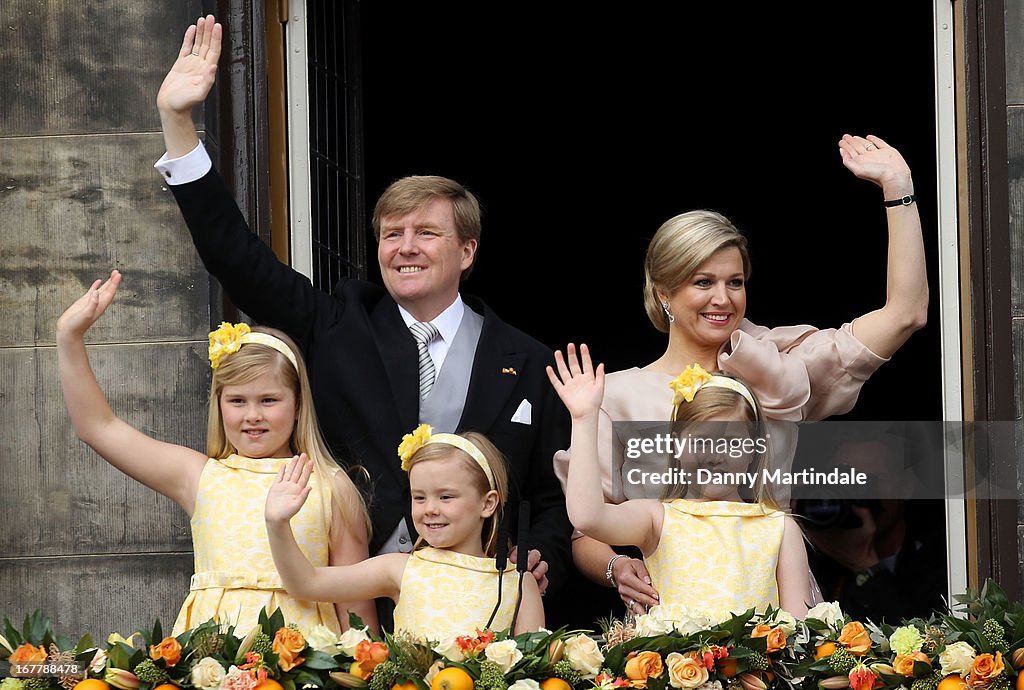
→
(664, 498, 783, 519)
(217, 454, 290, 474)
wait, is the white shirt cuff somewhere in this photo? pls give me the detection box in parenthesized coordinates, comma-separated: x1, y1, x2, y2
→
(154, 142, 212, 186)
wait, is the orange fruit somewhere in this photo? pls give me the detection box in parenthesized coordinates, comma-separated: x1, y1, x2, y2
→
(153, 685, 179, 690)
(541, 679, 572, 690)
(718, 658, 739, 678)
(815, 643, 838, 660)
(393, 682, 419, 690)
(937, 677, 967, 690)
(74, 681, 111, 690)
(1016, 674, 1024, 690)
(431, 666, 474, 690)
(255, 680, 285, 690)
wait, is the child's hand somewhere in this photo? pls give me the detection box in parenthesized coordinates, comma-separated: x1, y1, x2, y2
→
(266, 454, 313, 525)
(56, 270, 122, 339)
(546, 343, 605, 419)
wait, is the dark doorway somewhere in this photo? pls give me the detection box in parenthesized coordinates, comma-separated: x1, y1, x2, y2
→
(357, 1, 946, 625)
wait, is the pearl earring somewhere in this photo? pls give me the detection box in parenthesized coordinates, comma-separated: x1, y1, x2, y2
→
(661, 301, 675, 324)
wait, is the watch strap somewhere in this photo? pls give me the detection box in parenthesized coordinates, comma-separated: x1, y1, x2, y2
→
(883, 194, 916, 207)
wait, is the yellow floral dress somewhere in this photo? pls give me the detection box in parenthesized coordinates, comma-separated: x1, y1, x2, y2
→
(644, 499, 785, 624)
(393, 547, 518, 641)
(173, 454, 341, 636)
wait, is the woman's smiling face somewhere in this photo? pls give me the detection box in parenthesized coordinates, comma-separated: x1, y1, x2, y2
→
(661, 246, 747, 350)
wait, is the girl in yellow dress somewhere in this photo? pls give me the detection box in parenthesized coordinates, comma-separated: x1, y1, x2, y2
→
(547, 343, 810, 626)
(265, 425, 544, 641)
(57, 270, 376, 636)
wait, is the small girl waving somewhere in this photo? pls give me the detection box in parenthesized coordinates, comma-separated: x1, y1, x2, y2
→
(547, 343, 809, 624)
(265, 425, 544, 640)
(57, 270, 376, 635)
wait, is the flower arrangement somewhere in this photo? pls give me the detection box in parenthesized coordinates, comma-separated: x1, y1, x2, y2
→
(5, 580, 1024, 690)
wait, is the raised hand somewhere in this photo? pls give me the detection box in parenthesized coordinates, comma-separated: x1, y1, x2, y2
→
(546, 343, 605, 419)
(838, 134, 913, 194)
(156, 15, 222, 116)
(56, 270, 122, 339)
(266, 454, 313, 525)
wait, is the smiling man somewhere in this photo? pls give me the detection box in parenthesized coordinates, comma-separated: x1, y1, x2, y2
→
(152, 15, 571, 629)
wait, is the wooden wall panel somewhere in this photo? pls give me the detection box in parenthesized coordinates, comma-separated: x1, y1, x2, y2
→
(1010, 107, 1024, 317)
(1008, 0, 1024, 105)
(0, 2, 204, 136)
(0, 133, 211, 347)
(0, 554, 193, 642)
(0, 344, 206, 557)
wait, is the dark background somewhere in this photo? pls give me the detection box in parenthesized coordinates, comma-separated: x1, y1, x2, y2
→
(360, 2, 942, 423)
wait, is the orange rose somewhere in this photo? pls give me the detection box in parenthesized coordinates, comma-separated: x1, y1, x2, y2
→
(968, 653, 1005, 685)
(666, 652, 709, 689)
(894, 653, 931, 676)
(148, 636, 182, 667)
(626, 651, 665, 683)
(354, 640, 389, 675)
(272, 627, 307, 672)
(751, 624, 787, 653)
(9, 643, 48, 664)
(838, 622, 873, 656)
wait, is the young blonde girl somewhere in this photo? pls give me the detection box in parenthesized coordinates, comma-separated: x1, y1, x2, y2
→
(548, 343, 810, 624)
(265, 424, 544, 640)
(56, 270, 376, 635)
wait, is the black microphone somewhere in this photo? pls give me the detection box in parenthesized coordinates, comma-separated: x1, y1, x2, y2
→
(486, 511, 510, 628)
(511, 500, 531, 629)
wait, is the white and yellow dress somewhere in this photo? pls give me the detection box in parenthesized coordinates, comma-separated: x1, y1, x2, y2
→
(392, 547, 518, 641)
(644, 499, 785, 625)
(173, 454, 341, 636)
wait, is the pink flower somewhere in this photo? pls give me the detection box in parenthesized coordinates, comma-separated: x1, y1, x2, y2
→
(222, 666, 258, 690)
(848, 664, 877, 690)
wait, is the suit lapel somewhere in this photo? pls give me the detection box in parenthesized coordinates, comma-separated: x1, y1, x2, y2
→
(370, 296, 420, 440)
(460, 299, 525, 432)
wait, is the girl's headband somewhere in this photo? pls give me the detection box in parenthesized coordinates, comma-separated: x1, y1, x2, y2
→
(669, 363, 757, 414)
(208, 322, 298, 371)
(397, 424, 496, 489)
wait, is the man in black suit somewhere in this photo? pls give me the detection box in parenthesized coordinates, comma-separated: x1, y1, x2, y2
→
(154, 15, 571, 627)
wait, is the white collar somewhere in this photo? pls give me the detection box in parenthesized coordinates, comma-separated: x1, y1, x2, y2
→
(397, 295, 465, 344)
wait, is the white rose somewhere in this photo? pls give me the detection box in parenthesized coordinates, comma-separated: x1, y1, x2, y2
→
(508, 681, 542, 690)
(338, 627, 371, 657)
(939, 641, 976, 677)
(771, 610, 797, 637)
(485, 639, 524, 673)
(697, 682, 724, 690)
(191, 657, 226, 690)
(306, 625, 342, 654)
(433, 636, 466, 663)
(634, 611, 674, 637)
(806, 602, 844, 627)
(425, 661, 444, 685)
(563, 634, 604, 678)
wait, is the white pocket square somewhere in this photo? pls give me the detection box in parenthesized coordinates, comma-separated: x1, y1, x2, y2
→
(511, 398, 532, 425)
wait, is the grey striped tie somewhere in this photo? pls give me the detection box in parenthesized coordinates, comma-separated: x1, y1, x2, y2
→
(409, 321, 441, 399)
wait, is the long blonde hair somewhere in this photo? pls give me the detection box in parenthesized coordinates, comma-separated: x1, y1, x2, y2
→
(206, 326, 371, 537)
(405, 432, 509, 556)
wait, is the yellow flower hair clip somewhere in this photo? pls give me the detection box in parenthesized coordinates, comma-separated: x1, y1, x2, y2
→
(208, 321, 298, 370)
(397, 423, 434, 470)
(669, 363, 714, 405)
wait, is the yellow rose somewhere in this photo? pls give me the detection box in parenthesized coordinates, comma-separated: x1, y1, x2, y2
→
(208, 322, 251, 369)
(149, 636, 182, 667)
(968, 652, 1004, 684)
(9, 643, 48, 664)
(669, 364, 714, 406)
(273, 626, 307, 672)
(838, 622, 873, 656)
(626, 651, 665, 683)
(665, 652, 709, 689)
(397, 424, 433, 470)
(894, 653, 931, 676)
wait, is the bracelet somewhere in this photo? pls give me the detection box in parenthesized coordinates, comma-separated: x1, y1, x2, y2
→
(606, 554, 628, 587)
(883, 194, 916, 208)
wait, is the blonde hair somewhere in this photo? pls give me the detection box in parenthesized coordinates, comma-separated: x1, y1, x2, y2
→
(664, 374, 779, 510)
(405, 431, 509, 556)
(643, 210, 752, 332)
(206, 326, 371, 537)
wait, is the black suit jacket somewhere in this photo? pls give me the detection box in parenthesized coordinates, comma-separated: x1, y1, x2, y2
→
(170, 167, 572, 594)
